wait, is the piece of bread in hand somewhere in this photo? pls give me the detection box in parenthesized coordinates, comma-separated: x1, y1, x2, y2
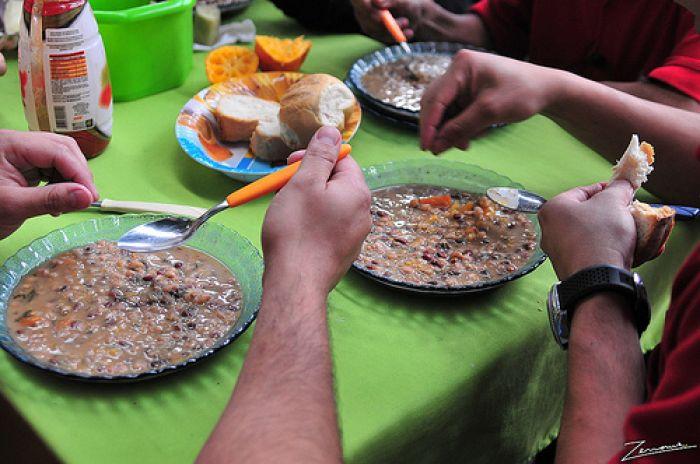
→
(610, 135, 675, 266)
(279, 74, 356, 150)
(250, 116, 293, 162)
(610, 134, 655, 189)
(215, 95, 280, 142)
(629, 200, 675, 265)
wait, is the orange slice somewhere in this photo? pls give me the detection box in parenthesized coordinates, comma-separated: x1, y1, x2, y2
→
(205, 46, 259, 84)
(255, 35, 312, 72)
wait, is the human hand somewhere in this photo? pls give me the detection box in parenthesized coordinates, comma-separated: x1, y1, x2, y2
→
(0, 130, 99, 238)
(538, 181, 636, 280)
(420, 49, 564, 154)
(350, 0, 430, 42)
(261, 126, 371, 294)
(0, 51, 6, 76)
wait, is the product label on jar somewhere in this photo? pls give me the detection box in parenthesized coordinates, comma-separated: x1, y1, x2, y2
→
(19, 1, 112, 137)
(43, 13, 104, 134)
(46, 48, 92, 131)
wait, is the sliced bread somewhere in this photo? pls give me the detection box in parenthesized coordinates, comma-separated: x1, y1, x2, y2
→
(250, 116, 293, 162)
(215, 95, 280, 142)
(629, 200, 675, 266)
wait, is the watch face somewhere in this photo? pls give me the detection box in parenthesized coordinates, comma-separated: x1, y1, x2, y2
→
(547, 284, 569, 348)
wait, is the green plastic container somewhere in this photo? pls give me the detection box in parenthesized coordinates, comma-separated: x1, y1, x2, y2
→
(88, 0, 196, 101)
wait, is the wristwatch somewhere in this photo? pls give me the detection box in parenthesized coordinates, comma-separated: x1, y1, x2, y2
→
(547, 265, 651, 349)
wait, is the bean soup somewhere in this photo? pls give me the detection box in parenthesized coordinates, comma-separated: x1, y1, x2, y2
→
(7, 241, 241, 376)
(355, 185, 538, 288)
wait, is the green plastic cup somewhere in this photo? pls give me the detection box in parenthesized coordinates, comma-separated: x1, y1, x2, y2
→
(89, 0, 196, 102)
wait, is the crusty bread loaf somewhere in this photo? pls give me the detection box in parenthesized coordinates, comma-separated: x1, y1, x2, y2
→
(610, 135, 675, 266)
(250, 117, 293, 162)
(279, 74, 356, 150)
(215, 95, 280, 142)
(629, 200, 675, 265)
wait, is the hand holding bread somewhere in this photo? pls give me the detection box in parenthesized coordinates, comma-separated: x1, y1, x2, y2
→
(539, 134, 676, 279)
(610, 135, 675, 266)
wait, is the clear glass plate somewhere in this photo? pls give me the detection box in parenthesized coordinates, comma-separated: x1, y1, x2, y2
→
(0, 215, 263, 382)
(353, 159, 547, 295)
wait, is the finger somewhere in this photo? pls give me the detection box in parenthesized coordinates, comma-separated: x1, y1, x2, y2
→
(287, 150, 305, 165)
(5, 132, 98, 199)
(329, 155, 365, 185)
(8, 183, 93, 219)
(0, 52, 6, 77)
(329, 156, 371, 216)
(368, 11, 393, 43)
(373, 0, 396, 8)
(53, 135, 98, 200)
(429, 97, 502, 154)
(292, 126, 342, 186)
(557, 182, 607, 203)
(53, 134, 89, 170)
(419, 53, 471, 150)
(601, 179, 635, 205)
(419, 73, 462, 151)
(395, 17, 409, 28)
(403, 28, 414, 40)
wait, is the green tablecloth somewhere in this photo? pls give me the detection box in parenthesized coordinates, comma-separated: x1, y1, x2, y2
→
(0, 1, 698, 463)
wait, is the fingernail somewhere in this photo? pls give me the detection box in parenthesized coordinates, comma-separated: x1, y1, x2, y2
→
(70, 188, 86, 209)
(314, 126, 341, 146)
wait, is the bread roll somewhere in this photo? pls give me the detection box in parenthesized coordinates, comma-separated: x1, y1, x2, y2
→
(610, 134, 655, 189)
(629, 200, 675, 265)
(250, 117, 293, 162)
(279, 74, 356, 150)
(215, 95, 280, 142)
(609, 135, 675, 266)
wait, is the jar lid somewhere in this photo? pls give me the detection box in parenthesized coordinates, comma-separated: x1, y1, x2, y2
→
(23, 0, 85, 17)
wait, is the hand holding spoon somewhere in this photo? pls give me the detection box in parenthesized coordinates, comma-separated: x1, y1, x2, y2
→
(378, 9, 412, 54)
(118, 144, 352, 252)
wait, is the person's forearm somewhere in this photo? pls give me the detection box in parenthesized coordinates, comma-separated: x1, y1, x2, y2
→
(197, 268, 341, 463)
(604, 81, 700, 113)
(543, 72, 700, 206)
(421, 4, 491, 48)
(555, 293, 645, 464)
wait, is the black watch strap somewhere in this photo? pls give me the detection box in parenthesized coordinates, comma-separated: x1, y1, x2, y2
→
(558, 265, 649, 336)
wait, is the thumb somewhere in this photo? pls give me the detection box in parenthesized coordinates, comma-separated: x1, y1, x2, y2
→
(293, 126, 342, 186)
(13, 183, 93, 219)
(603, 179, 635, 205)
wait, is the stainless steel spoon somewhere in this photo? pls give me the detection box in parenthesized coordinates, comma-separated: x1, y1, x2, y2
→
(487, 187, 700, 221)
(117, 144, 352, 252)
(487, 187, 546, 213)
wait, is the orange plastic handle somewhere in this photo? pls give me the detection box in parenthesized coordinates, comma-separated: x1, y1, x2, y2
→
(378, 9, 407, 43)
(226, 144, 352, 207)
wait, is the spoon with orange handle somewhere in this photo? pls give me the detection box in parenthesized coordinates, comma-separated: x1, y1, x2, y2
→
(117, 144, 352, 252)
(378, 9, 411, 53)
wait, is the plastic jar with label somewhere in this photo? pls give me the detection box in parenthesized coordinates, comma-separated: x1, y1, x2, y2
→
(18, 0, 112, 158)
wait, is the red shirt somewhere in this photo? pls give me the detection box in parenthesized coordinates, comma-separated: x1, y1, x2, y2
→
(606, 245, 700, 463)
(470, 0, 700, 102)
